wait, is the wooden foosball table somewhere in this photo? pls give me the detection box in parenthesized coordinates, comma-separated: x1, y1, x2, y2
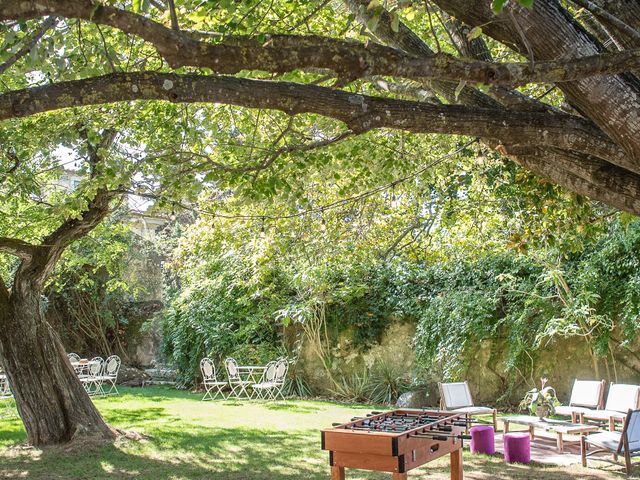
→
(321, 409, 469, 479)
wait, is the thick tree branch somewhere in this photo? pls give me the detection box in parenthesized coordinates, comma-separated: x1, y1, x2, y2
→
(433, 0, 640, 165)
(508, 147, 640, 214)
(0, 16, 56, 75)
(13, 187, 115, 293)
(0, 72, 628, 170)
(1, 1, 638, 88)
(441, 13, 558, 113)
(342, 0, 499, 108)
(590, 0, 640, 50)
(0, 237, 35, 260)
(571, 0, 640, 48)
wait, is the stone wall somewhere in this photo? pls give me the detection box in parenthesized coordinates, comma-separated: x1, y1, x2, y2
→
(299, 318, 640, 407)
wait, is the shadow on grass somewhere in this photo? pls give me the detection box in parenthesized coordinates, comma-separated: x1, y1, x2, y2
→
(263, 402, 322, 414)
(0, 427, 335, 480)
(103, 407, 174, 425)
(454, 454, 636, 480)
(0, 425, 636, 479)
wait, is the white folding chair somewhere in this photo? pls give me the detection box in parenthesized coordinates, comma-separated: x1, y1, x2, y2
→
(80, 357, 104, 396)
(67, 353, 83, 375)
(582, 409, 640, 475)
(225, 358, 252, 399)
(251, 362, 277, 400)
(272, 359, 289, 401)
(96, 355, 121, 395)
(67, 353, 81, 362)
(0, 371, 16, 419)
(0, 372, 11, 399)
(200, 358, 227, 401)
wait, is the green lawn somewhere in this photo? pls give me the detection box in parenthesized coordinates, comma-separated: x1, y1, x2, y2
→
(0, 387, 634, 479)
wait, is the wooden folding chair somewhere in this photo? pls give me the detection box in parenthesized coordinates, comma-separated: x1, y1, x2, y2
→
(582, 409, 640, 475)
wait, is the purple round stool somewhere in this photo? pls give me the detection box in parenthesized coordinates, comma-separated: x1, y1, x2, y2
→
(470, 425, 495, 455)
(503, 432, 531, 464)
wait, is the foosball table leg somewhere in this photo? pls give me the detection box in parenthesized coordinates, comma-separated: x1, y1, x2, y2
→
(392, 473, 408, 479)
(450, 448, 463, 480)
(331, 465, 345, 480)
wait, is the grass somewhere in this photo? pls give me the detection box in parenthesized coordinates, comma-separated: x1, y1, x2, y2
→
(0, 386, 635, 479)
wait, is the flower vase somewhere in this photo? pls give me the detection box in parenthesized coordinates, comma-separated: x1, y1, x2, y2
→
(536, 406, 549, 420)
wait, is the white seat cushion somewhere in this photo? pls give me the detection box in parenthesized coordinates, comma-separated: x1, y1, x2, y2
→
(555, 405, 594, 416)
(583, 409, 627, 421)
(586, 431, 621, 451)
(450, 406, 495, 415)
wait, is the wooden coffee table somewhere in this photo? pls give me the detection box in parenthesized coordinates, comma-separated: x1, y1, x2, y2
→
(501, 415, 599, 452)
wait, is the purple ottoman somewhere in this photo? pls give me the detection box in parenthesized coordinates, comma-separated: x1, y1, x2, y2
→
(470, 425, 495, 455)
(503, 432, 531, 464)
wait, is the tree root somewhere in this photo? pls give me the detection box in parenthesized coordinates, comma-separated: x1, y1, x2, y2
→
(115, 428, 152, 442)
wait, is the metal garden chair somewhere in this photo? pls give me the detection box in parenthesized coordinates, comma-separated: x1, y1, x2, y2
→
(67, 353, 81, 363)
(80, 356, 104, 396)
(224, 358, 253, 399)
(251, 361, 277, 400)
(96, 355, 121, 395)
(200, 358, 227, 401)
(272, 358, 289, 401)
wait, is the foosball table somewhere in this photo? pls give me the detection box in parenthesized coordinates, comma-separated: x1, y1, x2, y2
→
(321, 409, 469, 479)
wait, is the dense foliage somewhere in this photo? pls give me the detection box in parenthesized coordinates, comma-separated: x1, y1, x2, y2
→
(162, 249, 289, 386)
(161, 162, 640, 401)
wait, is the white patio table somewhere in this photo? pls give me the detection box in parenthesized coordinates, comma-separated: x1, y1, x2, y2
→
(236, 365, 266, 384)
(70, 359, 100, 376)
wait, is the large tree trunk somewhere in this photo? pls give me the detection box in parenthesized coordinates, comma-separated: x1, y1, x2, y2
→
(0, 183, 116, 446)
(0, 287, 114, 445)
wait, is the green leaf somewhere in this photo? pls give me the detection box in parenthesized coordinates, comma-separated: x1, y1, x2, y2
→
(491, 0, 508, 13)
(467, 26, 482, 41)
(390, 12, 400, 33)
(366, 14, 380, 32)
(132, 0, 142, 13)
(519, 0, 534, 7)
(367, 0, 382, 11)
(454, 80, 466, 100)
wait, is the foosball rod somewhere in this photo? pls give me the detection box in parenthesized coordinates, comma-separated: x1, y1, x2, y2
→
(368, 412, 477, 425)
(411, 432, 472, 441)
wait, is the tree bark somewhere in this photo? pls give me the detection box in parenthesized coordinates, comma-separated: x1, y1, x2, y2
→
(584, 0, 640, 49)
(433, 0, 640, 164)
(0, 287, 115, 445)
